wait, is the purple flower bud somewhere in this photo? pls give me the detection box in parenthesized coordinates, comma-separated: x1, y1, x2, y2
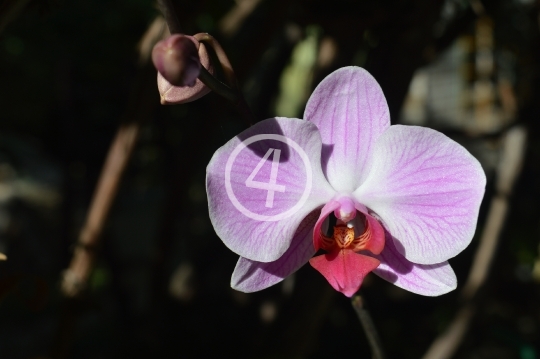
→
(155, 35, 214, 105)
(152, 34, 201, 87)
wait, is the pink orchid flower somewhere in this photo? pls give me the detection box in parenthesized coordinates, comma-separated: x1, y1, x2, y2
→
(206, 67, 486, 297)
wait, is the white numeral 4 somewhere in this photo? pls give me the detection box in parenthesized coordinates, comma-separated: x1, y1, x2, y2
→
(245, 148, 286, 208)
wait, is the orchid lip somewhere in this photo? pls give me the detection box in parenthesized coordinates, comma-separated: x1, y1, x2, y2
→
(310, 204, 386, 297)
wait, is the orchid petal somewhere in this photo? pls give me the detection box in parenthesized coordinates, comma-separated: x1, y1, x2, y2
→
(372, 231, 457, 296)
(231, 210, 319, 292)
(207, 118, 335, 262)
(304, 66, 390, 192)
(354, 125, 486, 264)
(309, 249, 380, 297)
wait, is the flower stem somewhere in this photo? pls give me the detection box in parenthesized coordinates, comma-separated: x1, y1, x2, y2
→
(351, 295, 386, 359)
(194, 33, 238, 89)
(196, 53, 254, 127)
(197, 66, 237, 103)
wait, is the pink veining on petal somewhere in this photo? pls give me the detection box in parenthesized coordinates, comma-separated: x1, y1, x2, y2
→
(231, 210, 319, 292)
(354, 125, 486, 264)
(304, 67, 391, 192)
(371, 229, 457, 296)
(204, 66, 483, 298)
(207, 118, 335, 263)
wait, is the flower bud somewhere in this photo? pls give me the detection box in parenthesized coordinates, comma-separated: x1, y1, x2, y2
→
(152, 34, 201, 87)
(156, 35, 213, 105)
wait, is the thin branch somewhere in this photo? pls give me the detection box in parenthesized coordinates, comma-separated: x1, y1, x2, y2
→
(59, 17, 166, 299)
(52, 19, 163, 359)
(61, 122, 140, 297)
(219, 0, 263, 37)
(351, 295, 386, 359)
(422, 304, 476, 359)
(156, 0, 182, 34)
(0, 0, 32, 34)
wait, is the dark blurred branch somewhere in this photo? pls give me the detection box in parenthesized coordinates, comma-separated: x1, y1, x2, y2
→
(431, 120, 523, 141)
(60, 122, 141, 298)
(422, 126, 527, 359)
(269, 279, 336, 357)
(352, 295, 386, 359)
(157, 0, 182, 34)
(52, 19, 164, 359)
(0, 0, 31, 34)
(59, 17, 165, 299)
(469, 0, 485, 16)
(138, 17, 168, 65)
(219, 0, 263, 37)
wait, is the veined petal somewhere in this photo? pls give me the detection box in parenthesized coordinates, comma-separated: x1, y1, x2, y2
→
(231, 210, 318, 292)
(354, 125, 486, 264)
(372, 232, 457, 296)
(309, 249, 380, 297)
(304, 67, 390, 192)
(207, 117, 335, 262)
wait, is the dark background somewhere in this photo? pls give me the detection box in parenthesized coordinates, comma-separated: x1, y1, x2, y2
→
(0, 0, 539, 358)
